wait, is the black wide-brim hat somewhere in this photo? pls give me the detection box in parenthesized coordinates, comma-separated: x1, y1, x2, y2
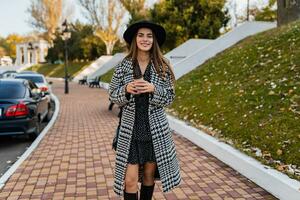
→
(123, 20, 166, 46)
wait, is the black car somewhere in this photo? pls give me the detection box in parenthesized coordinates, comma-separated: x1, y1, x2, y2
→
(0, 79, 49, 138)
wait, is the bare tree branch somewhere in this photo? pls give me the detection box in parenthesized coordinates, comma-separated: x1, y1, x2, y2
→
(27, 0, 72, 43)
(78, 0, 126, 54)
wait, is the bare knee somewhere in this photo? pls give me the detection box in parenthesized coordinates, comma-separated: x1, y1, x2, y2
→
(143, 167, 155, 185)
(125, 175, 138, 191)
(124, 164, 139, 192)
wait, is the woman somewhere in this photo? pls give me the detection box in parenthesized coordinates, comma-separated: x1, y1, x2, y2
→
(109, 20, 181, 200)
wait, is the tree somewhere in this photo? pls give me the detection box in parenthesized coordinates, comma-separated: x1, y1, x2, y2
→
(228, 0, 277, 23)
(0, 37, 8, 57)
(78, 0, 126, 55)
(150, 0, 230, 52)
(27, 0, 73, 43)
(0, 47, 7, 58)
(68, 22, 106, 60)
(0, 34, 25, 60)
(120, 0, 148, 23)
(5, 34, 25, 60)
(46, 21, 121, 63)
(255, 0, 277, 22)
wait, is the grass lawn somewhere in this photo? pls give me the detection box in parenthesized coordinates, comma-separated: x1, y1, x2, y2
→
(27, 61, 91, 78)
(169, 20, 300, 179)
(101, 68, 115, 83)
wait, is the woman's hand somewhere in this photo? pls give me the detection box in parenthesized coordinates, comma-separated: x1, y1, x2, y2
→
(126, 81, 139, 94)
(134, 79, 155, 94)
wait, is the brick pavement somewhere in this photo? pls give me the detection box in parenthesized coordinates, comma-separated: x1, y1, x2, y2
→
(0, 80, 276, 200)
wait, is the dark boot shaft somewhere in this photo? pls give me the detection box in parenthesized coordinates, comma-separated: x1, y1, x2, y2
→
(124, 191, 138, 200)
(140, 184, 155, 200)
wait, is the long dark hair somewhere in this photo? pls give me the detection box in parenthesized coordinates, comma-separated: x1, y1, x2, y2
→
(126, 29, 175, 83)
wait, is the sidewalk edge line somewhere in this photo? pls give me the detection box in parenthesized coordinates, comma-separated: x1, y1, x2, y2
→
(0, 94, 60, 190)
(167, 115, 300, 200)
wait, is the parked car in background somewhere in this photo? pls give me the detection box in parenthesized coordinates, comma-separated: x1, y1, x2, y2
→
(0, 79, 50, 138)
(0, 70, 5, 78)
(15, 74, 52, 95)
(18, 71, 38, 74)
(0, 70, 17, 79)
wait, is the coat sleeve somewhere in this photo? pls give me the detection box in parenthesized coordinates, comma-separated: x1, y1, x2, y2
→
(109, 62, 131, 106)
(149, 69, 175, 107)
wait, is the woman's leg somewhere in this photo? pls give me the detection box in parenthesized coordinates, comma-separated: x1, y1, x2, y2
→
(124, 164, 139, 193)
(143, 162, 156, 186)
(140, 162, 156, 200)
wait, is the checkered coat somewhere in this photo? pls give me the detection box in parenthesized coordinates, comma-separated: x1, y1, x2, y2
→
(109, 57, 181, 196)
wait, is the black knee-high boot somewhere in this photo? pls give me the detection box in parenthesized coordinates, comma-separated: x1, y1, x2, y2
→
(140, 184, 155, 200)
(124, 191, 138, 200)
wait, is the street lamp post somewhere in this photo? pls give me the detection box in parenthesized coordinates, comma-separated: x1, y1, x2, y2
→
(61, 19, 71, 94)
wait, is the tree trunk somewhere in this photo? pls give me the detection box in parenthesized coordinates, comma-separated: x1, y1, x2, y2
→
(277, 0, 300, 26)
(105, 41, 116, 55)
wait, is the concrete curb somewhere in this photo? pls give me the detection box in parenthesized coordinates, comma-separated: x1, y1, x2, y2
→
(0, 94, 60, 190)
(100, 82, 109, 90)
(167, 115, 300, 200)
(100, 82, 300, 200)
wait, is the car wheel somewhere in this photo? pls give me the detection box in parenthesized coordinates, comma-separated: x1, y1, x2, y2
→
(30, 119, 41, 140)
(44, 105, 52, 122)
(44, 108, 52, 122)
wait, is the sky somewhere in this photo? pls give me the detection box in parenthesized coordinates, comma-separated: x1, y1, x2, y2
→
(0, 0, 270, 38)
(0, 0, 86, 38)
(0, 0, 32, 37)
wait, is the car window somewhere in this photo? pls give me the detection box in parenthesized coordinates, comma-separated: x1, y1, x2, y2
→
(0, 83, 26, 99)
(15, 76, 44, 83)
(28, 81, 38, 89)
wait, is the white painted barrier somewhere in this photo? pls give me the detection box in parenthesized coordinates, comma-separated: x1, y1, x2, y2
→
(174, 21, 277, 79)
(165, 39, 214, 65)
(88, 53, 125, 80)
(73, 56, 112, 82)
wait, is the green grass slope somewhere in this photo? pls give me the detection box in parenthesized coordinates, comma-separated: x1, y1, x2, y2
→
(169, 20, 300, 175)
(27, 61, 91, 78)
(101, 68, 115, 83)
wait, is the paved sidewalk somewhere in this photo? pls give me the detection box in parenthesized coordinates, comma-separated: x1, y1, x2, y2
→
(0, 80, 276, 200)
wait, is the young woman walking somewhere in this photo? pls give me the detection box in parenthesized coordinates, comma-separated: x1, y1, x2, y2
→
(109, 20, 181, 200)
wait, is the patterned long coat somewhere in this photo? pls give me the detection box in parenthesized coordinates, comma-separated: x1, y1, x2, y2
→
(109, 57, 181, 196)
